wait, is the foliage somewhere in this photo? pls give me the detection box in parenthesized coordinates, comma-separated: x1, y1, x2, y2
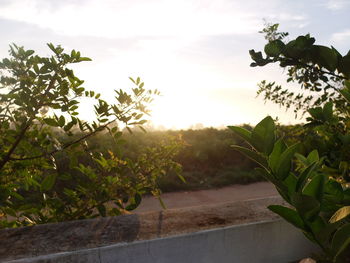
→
(251, 23, 349, 116)
(60, 127, 263, 192)
(230, 117, 350, 262)
(230, 25, 350, 262)
(250, 23, 350, 183)
(0, 44, 182, 228)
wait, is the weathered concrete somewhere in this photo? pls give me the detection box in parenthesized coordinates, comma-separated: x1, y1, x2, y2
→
(0, 197, 320, 263)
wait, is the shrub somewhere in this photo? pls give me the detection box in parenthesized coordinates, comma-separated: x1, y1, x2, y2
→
(230, 24, 350, 262)
(0, 44, 182, 228)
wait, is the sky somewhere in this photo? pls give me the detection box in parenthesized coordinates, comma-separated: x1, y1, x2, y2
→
(0, 0, 349, 129)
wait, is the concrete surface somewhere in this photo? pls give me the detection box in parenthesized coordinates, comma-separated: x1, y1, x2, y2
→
(135, 182, 278, 212)
(0, 196, 319, 263)
(4, 220, 319, 263)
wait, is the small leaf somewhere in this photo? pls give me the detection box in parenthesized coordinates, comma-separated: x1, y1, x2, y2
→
(41, 174, 57, 191)
(329, 206, 350, 223)
(58, 116, 65, 127)
(43, 118, 59, 127)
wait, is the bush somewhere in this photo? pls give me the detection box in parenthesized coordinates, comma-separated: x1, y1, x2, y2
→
(230, 24, 350, 262)
(0, 44, 182, 228)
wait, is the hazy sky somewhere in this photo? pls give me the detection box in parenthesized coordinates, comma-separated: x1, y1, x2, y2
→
(0, 0, 349, 129)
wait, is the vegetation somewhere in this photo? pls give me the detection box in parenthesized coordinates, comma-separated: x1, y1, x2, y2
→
(230, 24, 350, 262)
(0, 44, 182, 228)
(85, 128, 262, 192)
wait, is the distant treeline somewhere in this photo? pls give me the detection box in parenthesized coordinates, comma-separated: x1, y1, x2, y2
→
(69, 123, 304, 192)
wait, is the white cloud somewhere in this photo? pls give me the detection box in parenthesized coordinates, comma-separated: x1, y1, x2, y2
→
(331, 29, 350, 44)
(325, 0, 350, 10)
(0, 0, 310, 40)
(0, 0, 262, 39)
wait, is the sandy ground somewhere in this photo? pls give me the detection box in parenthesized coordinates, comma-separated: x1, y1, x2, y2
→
(135, 181, 278, 213)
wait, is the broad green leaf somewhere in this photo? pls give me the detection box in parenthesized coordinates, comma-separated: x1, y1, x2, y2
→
(296, 162, 318, 192)
(275, 143, 300, 180)
(324, 180, 344, 204)
(311, 45, 338, 71)
(303, 173, 324, 201)
(307, 150, 319, 163)
(322, 102, 333, 121)
(231, 145, 268, 168)
(308, 107, 323, 120)
(292, 193, 320, 221)
(331, 223, 350, 260)
(283, 172, 297, 196)
(268, 139, 287, 173)
(228, 126, 252, 144)
(251, 116, 275, 155)
(329, 206, 350, 223)
(268, 205, 305, 230)
(264, 40, 285, 57)
(338, 55, 350, 78)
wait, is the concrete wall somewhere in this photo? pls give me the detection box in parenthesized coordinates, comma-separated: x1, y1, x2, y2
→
(5, 219, 319, 263)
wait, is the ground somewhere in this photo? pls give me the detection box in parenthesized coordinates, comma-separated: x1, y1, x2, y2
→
(136, 181, 278, 213)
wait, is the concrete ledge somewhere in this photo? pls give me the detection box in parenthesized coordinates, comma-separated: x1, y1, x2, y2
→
(0, 197, 319, 262)
(4, 220, 319, 263)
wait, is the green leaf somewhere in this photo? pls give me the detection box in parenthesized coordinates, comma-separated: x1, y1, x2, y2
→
(329, 206, 350, 223)
(275, 143, 300, 180)
(268, 205, 305, 230)
(296, 162, 318, 192)
(251, 116, 275, 155)
(268, 139, 287, 174)
(338, 55, 350, 78)
(331, 223, 350, 259)
(264, 40, 285, 57)
(324, 180, 344, 204)
(283, 172, 297, 196)
(231, 145, 268, 168)
(308, 107, 323, 120)
(228, 126, 252, 144)
(292, 193, 320, 221)
(339, 87, 350, 103)
(78, 57, 92, 62)
(322, 102, 333, 121)
(58, 115, 65, 127)
(311, 45, 338, 71)
(41, 174, 57, 191)
(307, 150, 319, 163)
(303, 173, 324, 201)
(125, 193, 142, 211)
(43, 118, 59, 127)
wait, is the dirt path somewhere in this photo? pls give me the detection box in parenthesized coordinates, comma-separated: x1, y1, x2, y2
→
(135, 181, 278, 213)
